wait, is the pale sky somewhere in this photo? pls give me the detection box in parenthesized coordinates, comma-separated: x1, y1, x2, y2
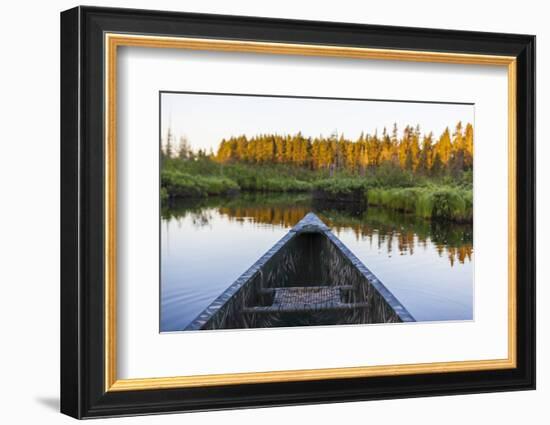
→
(160, 92, 474, 152)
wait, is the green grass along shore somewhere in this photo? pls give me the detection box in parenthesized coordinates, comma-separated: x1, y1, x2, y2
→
(161, 163, 472, 223)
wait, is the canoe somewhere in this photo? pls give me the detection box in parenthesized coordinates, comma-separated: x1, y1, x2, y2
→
(185, 212, 415, 330)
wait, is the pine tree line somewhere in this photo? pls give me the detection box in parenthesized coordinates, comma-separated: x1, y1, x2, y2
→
(213, 122, 473, 175)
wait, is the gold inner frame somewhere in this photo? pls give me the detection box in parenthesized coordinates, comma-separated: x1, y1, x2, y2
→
(104, 33, 517, 392)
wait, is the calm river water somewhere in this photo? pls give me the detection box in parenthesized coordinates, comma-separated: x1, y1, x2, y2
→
(160, 193, 473, 332)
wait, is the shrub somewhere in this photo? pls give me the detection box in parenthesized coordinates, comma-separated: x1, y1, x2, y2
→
(161, 169, 239, 198)
(371, 163, 415, 187)
(366, 186, 472, 222)
(314, 178, 369, 195)
(430, 190, 466, 220)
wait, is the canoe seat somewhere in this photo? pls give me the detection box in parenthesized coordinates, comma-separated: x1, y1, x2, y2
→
(243, 285, 367, 314)
(273, 286, 342, 307)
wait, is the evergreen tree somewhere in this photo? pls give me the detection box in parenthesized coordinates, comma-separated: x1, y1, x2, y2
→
(177, 135, 191, 160)
(464, 123, 474, 169)
(431, 152, 444, 176)
(435, 127, 452, 165)
(417, 132, 433, 174)
(164, 127, 174, 158)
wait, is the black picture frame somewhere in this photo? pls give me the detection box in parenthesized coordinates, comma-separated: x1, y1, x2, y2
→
(60, 5, 535, 419)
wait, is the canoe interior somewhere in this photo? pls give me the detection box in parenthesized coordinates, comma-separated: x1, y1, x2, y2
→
(185, 213, 414, 331)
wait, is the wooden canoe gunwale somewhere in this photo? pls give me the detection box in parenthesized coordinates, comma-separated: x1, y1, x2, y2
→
(185, 213, 415, 331)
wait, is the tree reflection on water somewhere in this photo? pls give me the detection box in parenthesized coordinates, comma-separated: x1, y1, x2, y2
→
(162, 193, 473, 267)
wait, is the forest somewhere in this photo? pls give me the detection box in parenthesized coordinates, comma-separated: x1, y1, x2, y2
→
(161, 122, 473, 222)
(165, 122, 473, 175)
(214, 122, 473, 175)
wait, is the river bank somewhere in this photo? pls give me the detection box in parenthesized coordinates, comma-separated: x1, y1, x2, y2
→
(161, 160, 472, 222)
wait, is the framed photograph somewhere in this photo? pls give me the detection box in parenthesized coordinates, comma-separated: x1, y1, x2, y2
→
(60, 6, 535, 419)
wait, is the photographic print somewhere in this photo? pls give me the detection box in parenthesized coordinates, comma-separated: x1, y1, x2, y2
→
(160, 92, 474, 332)
(61, 9, 535, 417)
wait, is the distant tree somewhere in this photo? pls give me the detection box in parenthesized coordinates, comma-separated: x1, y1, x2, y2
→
(367, 131, 381, 168)
(417, 132, 434, 175)
(431, 152, 444, 176)
(164, 127, 174, 158)
(379, 127, 393, 164)
(435, 127, 452, 165)
(398, 125, 411, 169)
(177, 135, 192, 160)
(405, 147, 414, 171)
(411, 124, 421, 170)
(464, 123, 474, 169)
